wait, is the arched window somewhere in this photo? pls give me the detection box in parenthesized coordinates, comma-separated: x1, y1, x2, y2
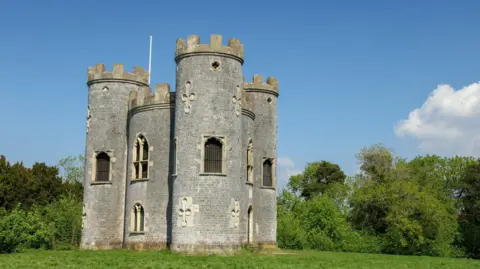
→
(131, 203, 145, 232)
(133, 135, 149, 179)
(204, 137, 223, 173)
(247, 140, 253, 183)
(263, 159, 273, 187)
(95, 152, 110, 182)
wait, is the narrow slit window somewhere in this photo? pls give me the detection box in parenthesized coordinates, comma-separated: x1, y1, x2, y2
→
(263, 159, 273, 187)
(173, 138, 177, 174)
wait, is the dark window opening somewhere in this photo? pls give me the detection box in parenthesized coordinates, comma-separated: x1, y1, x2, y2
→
(211, 61, 220, 70)
(263, 159, 273, 187)
(204, 137, 223, 173)
(96, 152, 110, 182)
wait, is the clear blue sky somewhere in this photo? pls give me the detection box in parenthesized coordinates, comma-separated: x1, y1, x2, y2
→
(1, 0, 480, 188)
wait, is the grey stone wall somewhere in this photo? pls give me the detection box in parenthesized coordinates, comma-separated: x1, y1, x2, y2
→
(82, 36, 279, 254)
(171, 53, 244, 254)
(240, 111, 255, 244)
(245, 89, 278, 247)
(82, 79, 146, 249)
(123, 104, 174, 250)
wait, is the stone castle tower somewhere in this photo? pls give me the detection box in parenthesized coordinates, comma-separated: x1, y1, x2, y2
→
(81, 34, 279, 254)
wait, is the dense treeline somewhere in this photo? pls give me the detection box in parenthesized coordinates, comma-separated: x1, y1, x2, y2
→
(0, 155, 84, 252)
(2, 144, 480, 259)
(277, 144, 480, 259)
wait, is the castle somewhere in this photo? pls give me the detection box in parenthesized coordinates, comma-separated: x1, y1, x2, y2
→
(81, 34, 279, 255)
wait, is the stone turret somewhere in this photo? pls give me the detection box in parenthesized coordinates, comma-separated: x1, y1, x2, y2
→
(243, 74, 279, 250)
(128, 84, 175, 111)
(175, 34, 244, 63)
(87, 64, 149, 86)
(124, 83, 175, 250)
(82, 63, 149, 250)
(171, 34, 245, 255)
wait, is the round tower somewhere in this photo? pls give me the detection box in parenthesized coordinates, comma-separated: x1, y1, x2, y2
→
(81, 63, 148, 250)
(171, 34, 245, 254)
(243, 74, 279, 249)
(123, 84, 175, 250)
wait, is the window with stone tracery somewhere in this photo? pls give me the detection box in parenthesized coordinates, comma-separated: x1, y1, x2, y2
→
(133, 134, 149, 180)
(130, 203, 144, 232)
(247, 140, 253, 183)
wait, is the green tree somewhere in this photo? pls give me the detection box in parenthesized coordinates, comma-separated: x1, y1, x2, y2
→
(288, 161, 346, 200)
(408, 155, 475, 204)
(58, 155, 84, 184)
(57, 155, 84, 201)
(350, 144, 459, 256)
(458, 159, 480, 258)
(0, 205, 52, 253)
(43, 196, 82, 250)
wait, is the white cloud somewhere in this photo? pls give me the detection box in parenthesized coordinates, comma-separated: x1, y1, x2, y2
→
(276, 157, 302, 192)
(394, 82, 480, 157)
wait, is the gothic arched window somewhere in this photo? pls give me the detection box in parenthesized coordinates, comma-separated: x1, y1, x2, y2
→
(131, 203, 145, 232)
(262, 159, 273, 187)
(204, 137, 223, 173)
(95, 152, 110, 182)
(133, 135, 149, 179)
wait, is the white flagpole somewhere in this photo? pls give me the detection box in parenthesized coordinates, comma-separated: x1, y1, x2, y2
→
(148, 33, 152, 85)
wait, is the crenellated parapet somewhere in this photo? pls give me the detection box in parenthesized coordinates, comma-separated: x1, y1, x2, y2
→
(243, 74, 279, 96)
(128, 84, 175, 113)
(175, 34, 244, 63)
(87, 63, 149, 86)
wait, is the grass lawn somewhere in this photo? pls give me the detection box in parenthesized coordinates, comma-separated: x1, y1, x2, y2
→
(0, 249, 479, 269)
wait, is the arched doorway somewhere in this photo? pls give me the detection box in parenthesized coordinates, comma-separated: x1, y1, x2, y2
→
(247, 206, 253, 244)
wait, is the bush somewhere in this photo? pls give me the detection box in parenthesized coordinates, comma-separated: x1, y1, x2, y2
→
(0, 205, 52, 253)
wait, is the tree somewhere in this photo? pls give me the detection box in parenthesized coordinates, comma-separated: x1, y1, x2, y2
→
(408, 155, 476, 205)
(57, 155, 84, 201)
(458, 159, 480, 258)
(349, 144, 458, 256)
(58, 155, 84, 184)
(287, 161, 346, 200)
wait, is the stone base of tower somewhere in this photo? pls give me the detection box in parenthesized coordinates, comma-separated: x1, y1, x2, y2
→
(245, 242, 277, 252)
(80, 240, 123, 250)
(125, 241, 169, 251)
(169, 243, 243, 256)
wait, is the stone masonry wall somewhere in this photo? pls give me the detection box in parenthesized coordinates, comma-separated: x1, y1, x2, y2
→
(245, 87, 278, 247)
(241, 111, 255, 244)
(123, 104, 174, 250)
(171, 52, 244, 254)
(82, 81, 144, 249)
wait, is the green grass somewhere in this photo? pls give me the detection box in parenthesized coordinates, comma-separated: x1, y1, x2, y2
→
(0, 249, 479, 269)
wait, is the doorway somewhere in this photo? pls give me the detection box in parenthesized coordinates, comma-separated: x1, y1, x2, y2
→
(247, 206, 253, 244)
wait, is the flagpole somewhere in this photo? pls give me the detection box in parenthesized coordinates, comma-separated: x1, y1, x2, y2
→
(148, 33, 152, 85)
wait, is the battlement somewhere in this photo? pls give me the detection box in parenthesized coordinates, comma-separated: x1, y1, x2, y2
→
(243, 74, 279, 95)
(128, 83, 175, 110)
(175, 34, 244, 62)
(87, 63, 149, 86)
